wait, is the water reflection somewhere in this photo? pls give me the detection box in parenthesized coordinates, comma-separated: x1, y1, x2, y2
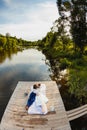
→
(71, 116, 87, 130)
(42, 54, 87, 130)
(0, 48, 18, 64)
(0, 48, 51, 121)
(1, 47, 87, 129)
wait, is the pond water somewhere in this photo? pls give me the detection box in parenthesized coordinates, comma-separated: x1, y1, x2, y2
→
(0, 48, 51, 121)
(0, 48, 87, 130)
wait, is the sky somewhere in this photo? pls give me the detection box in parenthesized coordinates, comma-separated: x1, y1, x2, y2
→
(0, 0, 59, 41)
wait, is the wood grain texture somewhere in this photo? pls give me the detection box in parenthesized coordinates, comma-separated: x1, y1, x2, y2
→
(67, 104, 87, 121)
(0, 81, 71, 130)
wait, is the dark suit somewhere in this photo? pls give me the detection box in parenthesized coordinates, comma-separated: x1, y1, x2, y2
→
(27, 92, 36, 107)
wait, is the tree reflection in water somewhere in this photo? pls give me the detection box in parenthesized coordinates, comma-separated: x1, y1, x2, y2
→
(0, 48, 18, 64)
(44, 56, 87, 130)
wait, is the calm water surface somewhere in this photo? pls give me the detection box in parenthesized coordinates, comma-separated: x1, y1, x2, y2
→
(0, 48, 87, 130)
(0, 48, 51, 121)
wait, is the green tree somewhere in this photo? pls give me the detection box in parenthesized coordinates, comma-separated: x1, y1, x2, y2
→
(51, 17, 70, 51)
(71, 0, 87, 53)
(41, 32, 55, 47)
(0, 36, 7, 50)
(57, 0, 87, 54)
(6, 32, 10, 37)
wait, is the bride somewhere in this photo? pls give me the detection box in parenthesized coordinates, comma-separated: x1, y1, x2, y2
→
(26, 83, 48, 115)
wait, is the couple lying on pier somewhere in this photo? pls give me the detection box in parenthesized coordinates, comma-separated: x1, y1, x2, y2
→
(25, 83, 48, 115)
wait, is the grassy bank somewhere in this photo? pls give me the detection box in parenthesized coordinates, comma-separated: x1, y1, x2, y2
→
(38, 36, 87, 109)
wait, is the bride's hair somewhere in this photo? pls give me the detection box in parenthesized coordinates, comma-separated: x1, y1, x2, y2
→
(38, 83, 41, 87)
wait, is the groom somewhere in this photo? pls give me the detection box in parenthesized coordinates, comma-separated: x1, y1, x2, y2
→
(25, 84, 40, 110)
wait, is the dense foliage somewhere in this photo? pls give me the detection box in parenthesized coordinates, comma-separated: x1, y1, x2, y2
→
(57, 0, 87, 53)
(37, 0, 87, 109)
(0, 33, 37, 51)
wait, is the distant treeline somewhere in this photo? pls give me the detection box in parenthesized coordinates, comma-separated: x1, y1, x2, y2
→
(0, 33, 37, 51)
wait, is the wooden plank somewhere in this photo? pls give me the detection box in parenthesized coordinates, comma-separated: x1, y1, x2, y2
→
(67, 104, 87, 121)
(67, 104, 87, 114)
(0, 81, 71, 130)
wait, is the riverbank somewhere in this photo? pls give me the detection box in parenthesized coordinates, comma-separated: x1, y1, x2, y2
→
(39, 45, 87, 110)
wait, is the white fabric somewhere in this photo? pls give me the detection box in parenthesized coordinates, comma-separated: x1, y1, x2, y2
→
(28, 102, 43, 114)
(40, 84, 46, 95)
(35, 93, 48, 106)
(28, 84, 48, 114)
(28, 100, 48, 115)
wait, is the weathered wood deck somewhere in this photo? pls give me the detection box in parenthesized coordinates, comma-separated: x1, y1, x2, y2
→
(0, 81, 71, 130)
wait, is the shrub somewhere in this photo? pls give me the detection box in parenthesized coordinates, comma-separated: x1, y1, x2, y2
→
(59, 58, 71, 70)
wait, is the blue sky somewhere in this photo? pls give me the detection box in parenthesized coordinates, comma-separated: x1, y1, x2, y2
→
(0, 0, 58, 41)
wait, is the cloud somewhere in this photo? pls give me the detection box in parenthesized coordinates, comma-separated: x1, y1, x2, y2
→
(0, 0, 59, 40)
(3, 0, 11, 5)
(0, 22, 51, 41)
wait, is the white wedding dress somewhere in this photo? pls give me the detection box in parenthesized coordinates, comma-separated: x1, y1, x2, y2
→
(28, 84, 48, 114)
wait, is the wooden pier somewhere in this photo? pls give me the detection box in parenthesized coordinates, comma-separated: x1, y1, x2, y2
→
(0, 81, 71, 130)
